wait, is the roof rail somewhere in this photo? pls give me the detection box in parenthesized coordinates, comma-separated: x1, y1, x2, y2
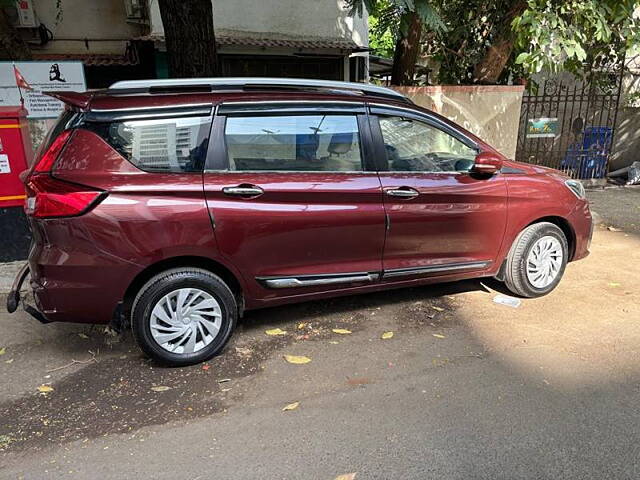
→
(108, 77, 410, 103)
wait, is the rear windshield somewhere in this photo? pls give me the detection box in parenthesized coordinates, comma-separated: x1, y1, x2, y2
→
(82, 116, 211, 173)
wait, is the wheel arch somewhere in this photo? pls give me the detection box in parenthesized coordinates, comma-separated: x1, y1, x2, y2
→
(122, 256, 245, 323)
(495, 215, 576, 282)
(525, 216, 576, 261)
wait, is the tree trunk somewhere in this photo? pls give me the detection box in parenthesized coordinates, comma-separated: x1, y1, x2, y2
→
(473, 0, 527, 84)
(0, 10, 32, 60)
(473, 39, 514, 84)
(391, 11, 422, 86)
(158, 0, 218, 77)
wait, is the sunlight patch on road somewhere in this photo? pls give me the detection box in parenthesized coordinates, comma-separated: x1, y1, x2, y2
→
(457, 230, 640, 389)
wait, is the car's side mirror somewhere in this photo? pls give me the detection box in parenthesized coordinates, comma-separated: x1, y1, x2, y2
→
(472, 151, 503, 175)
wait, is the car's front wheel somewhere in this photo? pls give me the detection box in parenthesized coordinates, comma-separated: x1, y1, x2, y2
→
(502, 222, 569, 298)
(131, 268, 237, 366)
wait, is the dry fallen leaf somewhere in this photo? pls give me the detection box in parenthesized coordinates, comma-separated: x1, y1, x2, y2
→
(0, 347, 5, 355)
(78, 333, 89, 339)
(283, 354, 312, 365)
(329, 341, 340, 345)
(37, 385, 54, 393)
(432, 333, 446, 339)
(5, 358, 14, 364)
(265, 328, 287, 336)
(334, 473, 357, 480)
(150, 386, 171, 392)
(297, 322, 306, 330)
(332, 328, 352, 335)
(381, 331, 394, 340)
(608, 282, 621, 287)
(607, 226, 622, 232)
(282, 401, 300, 411)
(202, 364, 210, 371)
(431, 306, 445, 312)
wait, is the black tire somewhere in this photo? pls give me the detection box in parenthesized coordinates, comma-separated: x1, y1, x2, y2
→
(131, 268, 237, 366)
(502, 222, 568, 298)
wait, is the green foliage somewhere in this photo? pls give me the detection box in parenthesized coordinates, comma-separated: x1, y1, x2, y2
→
(426, 0, 519, 84)
(513, 0, 640, 76)
(411, 0, 446, 33)
(347, 0, 445, 40)
(351, 0, 640, 84)
(369, 13, 396, 57)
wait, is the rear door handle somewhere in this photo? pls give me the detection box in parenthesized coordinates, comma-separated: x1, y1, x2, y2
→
(385, 187, 419, 199)
(222, 185, 264, 197)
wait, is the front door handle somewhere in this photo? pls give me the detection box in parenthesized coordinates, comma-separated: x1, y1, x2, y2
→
(385, 187, 419, 199)
(222, 185, 264, 197)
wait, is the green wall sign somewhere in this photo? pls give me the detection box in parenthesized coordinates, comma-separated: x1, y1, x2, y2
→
(526, 117, 558, 138)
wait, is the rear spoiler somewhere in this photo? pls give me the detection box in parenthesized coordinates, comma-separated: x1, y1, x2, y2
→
(42, 91, 93, 110)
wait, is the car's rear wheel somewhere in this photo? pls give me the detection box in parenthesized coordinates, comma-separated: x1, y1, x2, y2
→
(502, 222, 568, 298)
(131, 268, 237, 366)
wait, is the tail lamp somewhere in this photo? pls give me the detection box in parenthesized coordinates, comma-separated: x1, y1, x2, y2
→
(33, 130, 73, 173)
(24, 129, 104, 219)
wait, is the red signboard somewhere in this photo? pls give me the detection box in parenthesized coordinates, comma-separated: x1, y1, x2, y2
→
(0, 106, 33, 208)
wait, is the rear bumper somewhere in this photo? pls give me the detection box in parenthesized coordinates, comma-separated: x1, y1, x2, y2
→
(26, 232, 139, 325)
(5, 263, 51, 324)
(28, 257, 133, 325)
(6, 262, 28, 313)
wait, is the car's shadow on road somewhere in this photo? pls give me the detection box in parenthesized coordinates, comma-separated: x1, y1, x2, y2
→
(238, 277, 505, 331)
(5, 277, 509, 359)
(0, 276, 521, 456)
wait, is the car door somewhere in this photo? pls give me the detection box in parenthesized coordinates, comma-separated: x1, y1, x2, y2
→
(203, 101, 386, 301)
(369, 106, 508, 277)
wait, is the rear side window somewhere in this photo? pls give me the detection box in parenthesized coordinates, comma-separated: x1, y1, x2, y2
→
(84, 116, 211, 173)
(224, 115, 363, 172)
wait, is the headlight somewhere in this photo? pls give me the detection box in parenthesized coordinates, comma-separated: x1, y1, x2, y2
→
(565, 179, 586, 199)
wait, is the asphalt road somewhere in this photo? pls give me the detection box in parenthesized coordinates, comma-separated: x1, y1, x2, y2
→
(587, 186, 640, 235)
(0, 189, 639, 479)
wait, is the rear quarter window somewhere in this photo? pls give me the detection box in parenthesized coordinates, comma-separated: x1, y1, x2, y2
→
(33, 109, 79, 162)
(83, 116, 211, 173)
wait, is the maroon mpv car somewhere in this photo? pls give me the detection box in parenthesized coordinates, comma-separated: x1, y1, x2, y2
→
(7, 78, 592, 366)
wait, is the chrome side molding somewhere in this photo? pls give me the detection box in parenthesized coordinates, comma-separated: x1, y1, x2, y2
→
(257, 261, 491, 289)
(257, 272, 380, 289)
(382, 261, 491, 279)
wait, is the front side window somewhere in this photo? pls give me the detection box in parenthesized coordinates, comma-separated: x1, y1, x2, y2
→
(224, 115, 363, 172)
(378, 116, 477, 172)
(84, 116, 211, 173)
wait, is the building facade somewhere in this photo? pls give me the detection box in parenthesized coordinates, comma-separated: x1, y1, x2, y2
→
(1, 0, 369, 262)
(145, 0, 369, 82)
(7, 0, 369, 87)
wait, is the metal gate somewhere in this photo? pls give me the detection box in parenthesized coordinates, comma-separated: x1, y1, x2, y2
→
(516, 68, 624, 179)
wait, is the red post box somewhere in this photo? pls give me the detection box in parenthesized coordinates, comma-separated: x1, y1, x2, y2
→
(0, 106, 33, 208)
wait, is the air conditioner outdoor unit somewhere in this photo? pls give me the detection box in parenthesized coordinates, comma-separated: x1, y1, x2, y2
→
(7, 0, 37, 28)
(124, 0, 148, 21)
